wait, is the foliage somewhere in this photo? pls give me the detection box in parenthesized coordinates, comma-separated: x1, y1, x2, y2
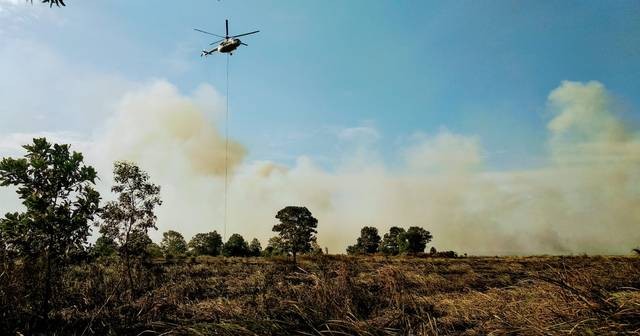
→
(92, 235, 118, 257)
(379, 226, 405, 256)
(28, 0, 65, 7)
(273, 206, 318, 263)
(222, 233, 249, 257)
(248, 238, 262, 257)
(145, 242, 163, 258)
(309, 238, 324, 256)
(99, 161, 161, 294)
(0, 138, 100, 325)
(347, 226, 381, 255)
(161, 230, 187, 256)
(263, 236, 286, 257)
(399, 226, 433, 253)
(188, 231, 222, 256)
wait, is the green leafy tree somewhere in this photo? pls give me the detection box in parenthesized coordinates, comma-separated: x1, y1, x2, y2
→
(188, 231, 223, 256)
(379, 226, 406, 256)
(348, 226, 381, 254)
(273, 206, 318, 264)
(222, 233, 249, 257)
(346, 244, 360, 255)
(160, 230, 187, 256)
(145, 242, 163, 258)
(92, 235, 118, 257)
(263, 236, 286, 257)
(0, 138, 100, 324)
(99, 161, 161, 296)
(248, 238, 262, 257)
(399, 226, 433, 254)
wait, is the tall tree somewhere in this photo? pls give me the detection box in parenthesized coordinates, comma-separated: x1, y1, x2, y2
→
(263, 236, 286, 257)
(99, 161, 161, 296)
(273, 206, 318, 264)
(0, 138, 100, 324)
(92, 235, 118, 257)
(379, 226, 406, 256)
(347, 226, 381, 254)
(188, 231, 223, 256)
(248, 238, 262, 257)
(160, 230, 187, 256)
(222, 233, 249, 257)
(400, 226, 433, 254)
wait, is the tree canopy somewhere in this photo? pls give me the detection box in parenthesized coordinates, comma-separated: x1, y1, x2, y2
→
(99, 161, 161, 295)
(222, 233, 250, 257)
(400, 226, 433, 254)
(379, 226, 406, 256)
(188, 231, 223, 256)
(249, 238, 262, 257)
(28, 0, 66, 8)
(273, 206, 318, 263)
(161, 230, 187, 256)
(0, 138, 100, 324)
(347, 226, 381, 254)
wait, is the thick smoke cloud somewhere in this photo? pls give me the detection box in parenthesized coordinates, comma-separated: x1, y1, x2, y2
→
(2, 79, 638, 254)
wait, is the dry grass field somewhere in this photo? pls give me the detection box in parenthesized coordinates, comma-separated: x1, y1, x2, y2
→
(2, 255, 640, 335)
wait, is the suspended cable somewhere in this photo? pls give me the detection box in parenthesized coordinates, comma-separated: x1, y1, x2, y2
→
(224, 53, 230, 242)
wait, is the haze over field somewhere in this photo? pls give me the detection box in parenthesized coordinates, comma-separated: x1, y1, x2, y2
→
(1, 1, 639, 254)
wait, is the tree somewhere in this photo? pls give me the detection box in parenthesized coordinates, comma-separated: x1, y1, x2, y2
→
(0, 138, 100, 324)
(99, 161, 161, 296)
(160, 230, 187, 256)
(347, 226, 381, 255)
(145, 242, 163, 258)
(222, 233, 250, 257)
(379, 226, 405, 256)
(309, 238, 323, 256)
(92, 235, 118, 257)
(248, 238, 262, 257)
(273, 206, 318, 264)
(188, 231, 223, 256)
(399, 226, 433, 254)
(263, 236, 286, 257)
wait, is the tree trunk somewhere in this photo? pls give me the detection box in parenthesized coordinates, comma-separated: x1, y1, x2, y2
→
(292, 250, 297, 265)
(126, 249, 134, 299)
(42, 250, 52, 328)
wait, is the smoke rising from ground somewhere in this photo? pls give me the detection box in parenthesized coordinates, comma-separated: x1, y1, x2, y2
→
(82, 79, 639, 255)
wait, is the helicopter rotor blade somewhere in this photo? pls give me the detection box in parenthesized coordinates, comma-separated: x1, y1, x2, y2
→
(240, 42, 248, 46)
(225, 19, 229, 37)
(232, 30, 260, 38)
(193, 28, 226, 39)
(209, 39, 225, 45)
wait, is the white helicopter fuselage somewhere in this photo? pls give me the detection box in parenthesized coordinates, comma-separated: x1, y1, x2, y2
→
(202, 38, 241, 56)
(218, 38, 241, 53)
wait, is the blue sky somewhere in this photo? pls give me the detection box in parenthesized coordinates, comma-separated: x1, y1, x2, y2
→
(1, 1, 640, 253)
(3, 1, 638, 170)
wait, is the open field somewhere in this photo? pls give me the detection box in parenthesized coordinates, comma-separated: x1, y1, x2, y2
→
(2, 255, 640, 335)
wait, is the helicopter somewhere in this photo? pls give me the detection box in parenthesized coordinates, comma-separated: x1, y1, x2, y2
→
(194, 19, 259, 57)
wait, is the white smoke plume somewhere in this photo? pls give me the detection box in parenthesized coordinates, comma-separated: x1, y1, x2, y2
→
(3, 79, 639, 255)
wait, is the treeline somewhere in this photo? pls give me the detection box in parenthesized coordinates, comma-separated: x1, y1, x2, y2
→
(93, 229, 323, 260)
(346, 226, 458, 257)
(0, 138, 450, 333)
(0, 138, 321, 332)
